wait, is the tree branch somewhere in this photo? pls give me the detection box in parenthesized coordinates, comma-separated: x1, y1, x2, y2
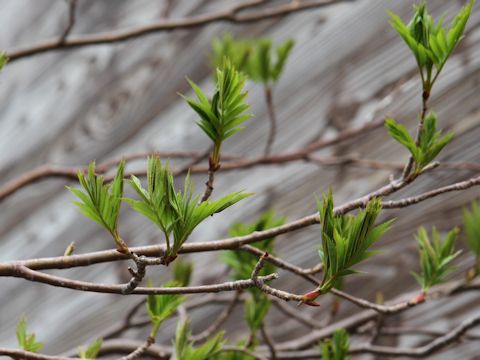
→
(6, 0, 351, 62)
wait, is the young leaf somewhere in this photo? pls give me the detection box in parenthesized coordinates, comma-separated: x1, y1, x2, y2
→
(181, 60, 252, 165)
(0, 52, 7, 70)
(319, 329, 350, 360)
(126, 155, 252, 262)
(211, 33, 252, 75)
(16, 315, 43, 353)
(221, 211, 285, 282)
(412, 226, 461, 292)
(385, 114, 453, 173)
(245, 295, 270, 333)
(67, 160, 128, 252)
(79, 338, 102, 359)
(174, 318, 224, 360)
(146, 281, 185, 327)
(463, 201, 480, 259)
(173, 257, 193, 287)
(389, 0, 474, 89)
(316, 191, 392, 295)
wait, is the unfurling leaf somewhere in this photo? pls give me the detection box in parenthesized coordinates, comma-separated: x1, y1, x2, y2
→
(463, 201, 480, 260)
(79, 338, 102, 359)
(315, 191, 392, 295)
(146, 281, 185, 327)
(389, 0, 474, 90)
(126, 155, 252, 262)
(174, 318, 224, 360)
(181, 59, 251, 165)
(412, 226, 461, 292)
(385, 114, 453, 173)
(16, 315, 43, 353)
(319, 329, 350, 360)
(67, 160, 128, 252)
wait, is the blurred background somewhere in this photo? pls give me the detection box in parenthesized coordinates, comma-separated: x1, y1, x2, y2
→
(0, 0, 479, 358)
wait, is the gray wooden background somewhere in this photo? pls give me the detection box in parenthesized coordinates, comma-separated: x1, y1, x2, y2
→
(0, 0, 479, 358)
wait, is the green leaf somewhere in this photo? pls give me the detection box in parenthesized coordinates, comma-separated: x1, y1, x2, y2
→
(412, 226, 461, 292)
(79, 338, 103, 359)
(0, 52, 7, 70)
(319, 329, 350, 360)
(146, 281, 185, 327)
(317, 191, 392, 294)
(174, 318, 224, 360)
(463, 201, 480, 258)
(126, 155, 251, 261)
(386, 115, 453, 173)
(182, 59, 252, 150)
(245, 295, 270, 332)
(68, 161, 125, 248)
(271, 39, 295, 81)
(16, 315, 43, 353)
(389, 1, 474, 87)
(221, 211, 285, 283)
(173, 257, 193, 287)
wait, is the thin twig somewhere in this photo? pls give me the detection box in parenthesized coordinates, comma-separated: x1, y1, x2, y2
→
(4, 173, 480, 273)
(191, 290, 241, 342)
(120, 336, 155, 360)
(58, 0, 77, 43)
(260, 323, 277, 360)
(6, 0, 350, 62)
(264, 85, 277, 156)
(6, 264, 278, 295)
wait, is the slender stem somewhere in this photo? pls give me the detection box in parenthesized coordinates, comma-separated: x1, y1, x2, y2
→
(264, 85, 277, 155)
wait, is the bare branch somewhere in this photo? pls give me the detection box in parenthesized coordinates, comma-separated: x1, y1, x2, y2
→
(6, 0, 350, 62)
(59, 0, 77, 43)
(6, 264, 278, 295)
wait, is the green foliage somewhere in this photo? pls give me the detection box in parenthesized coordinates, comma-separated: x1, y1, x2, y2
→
(68, 161, 127, 251)
(147, 281, 185, 333)
(173, 257, 193, 286)
(181, 60, 252, 165)
(221, 211, 285, 281)
(211, 34, 295, 84)
(319, 329, 350, 360)
(389, 0, 474, 89)
(126, 156, 251, 261)
(318, 191, 392, 294)
(0, 52, 7, 70)
(79, 338, 102, 359)
(385, 114, 453, 173)
(174, 318, 224, 360)
(463, 201, 480, 259)
(412, 226, 461, 292)
(16, 316, 43, 353)
(244, 295, 270, 333)
(211, 33, 251, 74)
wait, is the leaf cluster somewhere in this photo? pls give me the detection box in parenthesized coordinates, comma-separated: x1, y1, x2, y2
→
(16, 316, 43, 353)
(174, 319, 224, 360)
(173, 257, 193, 286)
(211, 34, 295, 84)
(319, 329, 350, 360)
(147, 281, 185, 332)
(181, 60, 251, 163)
(463, 201, 480, 259)
(67, 161, 127, 251)
(221, 211, 285, 281)
(412, 226, 461, 292)
(79, 338, 102, 359)
(389, 0, 474, 89)
(244, 295, 270, 334)
(318, 191, 392, 293)
(127, 156, 251, 260)
(0, 52, 7, 70)
(385, 113, 453, 173)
